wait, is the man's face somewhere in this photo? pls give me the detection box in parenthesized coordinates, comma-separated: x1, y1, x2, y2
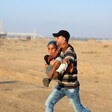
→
(56, 36, 65, 46)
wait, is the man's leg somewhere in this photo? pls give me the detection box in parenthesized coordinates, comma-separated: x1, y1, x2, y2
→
(65, 87, 91, 112)
(45, 85, 65, 112)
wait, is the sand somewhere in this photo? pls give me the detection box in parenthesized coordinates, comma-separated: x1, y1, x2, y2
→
(0, 38, 112, 112)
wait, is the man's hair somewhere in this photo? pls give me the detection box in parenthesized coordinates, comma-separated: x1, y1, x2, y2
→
(53, 30, 70, 43)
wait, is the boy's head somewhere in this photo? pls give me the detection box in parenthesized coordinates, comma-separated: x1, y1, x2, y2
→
(47, 40, 57, 55)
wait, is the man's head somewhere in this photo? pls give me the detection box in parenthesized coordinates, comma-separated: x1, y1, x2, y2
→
(52, 30, 70, 46)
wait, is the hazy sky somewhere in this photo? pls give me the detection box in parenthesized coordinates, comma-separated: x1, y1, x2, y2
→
(0, 0, 112, 38)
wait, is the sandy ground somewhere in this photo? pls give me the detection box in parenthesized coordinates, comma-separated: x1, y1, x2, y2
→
(0, 38, 112, 112)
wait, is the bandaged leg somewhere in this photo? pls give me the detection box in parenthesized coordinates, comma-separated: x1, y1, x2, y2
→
(56, 63, 68, 74)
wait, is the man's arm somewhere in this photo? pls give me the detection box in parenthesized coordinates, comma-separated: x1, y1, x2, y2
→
(48, 46, 62, 62)
(66, 62, 74, 73)
(47, 42, 67, 62)
(54, 48, 76, 79)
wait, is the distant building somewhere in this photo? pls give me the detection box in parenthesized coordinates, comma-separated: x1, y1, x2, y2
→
(0, 33, 7, 38)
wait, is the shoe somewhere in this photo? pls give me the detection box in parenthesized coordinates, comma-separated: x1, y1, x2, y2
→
(43, 78, 51, 87)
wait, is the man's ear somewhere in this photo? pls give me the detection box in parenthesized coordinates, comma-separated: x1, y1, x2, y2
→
(63, 38, 66, 43)
(61, 36, 66, 43)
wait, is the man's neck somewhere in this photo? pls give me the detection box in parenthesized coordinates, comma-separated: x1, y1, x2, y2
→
(62, 43, 69, 53)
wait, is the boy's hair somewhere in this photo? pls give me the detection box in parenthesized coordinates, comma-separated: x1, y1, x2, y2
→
(47, 40, 57, 48)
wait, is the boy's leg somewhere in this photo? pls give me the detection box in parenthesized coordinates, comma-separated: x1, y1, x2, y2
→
(54, 60, 74, 80)
(56, 59, 69, 74)
(53, 59, 69, 80)
(45, 65, 53, 77)
(43, 57, 62, 87)
(49, 60, 61, 79)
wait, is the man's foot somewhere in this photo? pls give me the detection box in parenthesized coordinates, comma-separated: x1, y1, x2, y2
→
(43, 78, 51, 87)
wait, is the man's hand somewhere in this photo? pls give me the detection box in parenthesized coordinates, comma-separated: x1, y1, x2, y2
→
(43, 78, 51, 87)
(59, 43, 68, 49)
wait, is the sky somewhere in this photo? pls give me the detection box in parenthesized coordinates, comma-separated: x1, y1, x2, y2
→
(0, 0, 112, 38)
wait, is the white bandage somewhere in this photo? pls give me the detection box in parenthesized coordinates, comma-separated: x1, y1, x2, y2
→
(56, 63, 68, 74)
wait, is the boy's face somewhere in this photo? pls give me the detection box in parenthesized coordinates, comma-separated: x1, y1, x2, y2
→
(48, 44, 56, 55)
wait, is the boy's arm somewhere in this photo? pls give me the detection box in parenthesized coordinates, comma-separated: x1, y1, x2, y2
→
(44, 55, 50, 65)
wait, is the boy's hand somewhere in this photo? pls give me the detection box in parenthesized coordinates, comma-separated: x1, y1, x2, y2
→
(43, 78, 51, 87)
(50, 59, 55, 66)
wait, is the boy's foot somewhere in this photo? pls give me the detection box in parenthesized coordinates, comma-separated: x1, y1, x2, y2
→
(54, 71, 65, 80)
(43, 78, 51, 87)
(53, 72, 60, 79)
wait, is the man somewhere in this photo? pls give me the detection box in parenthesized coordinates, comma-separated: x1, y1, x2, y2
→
(44, 30, 91, 112)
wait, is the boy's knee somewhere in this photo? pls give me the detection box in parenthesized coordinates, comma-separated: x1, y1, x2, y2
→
(55, 57, 63, 63)
(62, 59, 68, 64)
(55, 60, 61, 65)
